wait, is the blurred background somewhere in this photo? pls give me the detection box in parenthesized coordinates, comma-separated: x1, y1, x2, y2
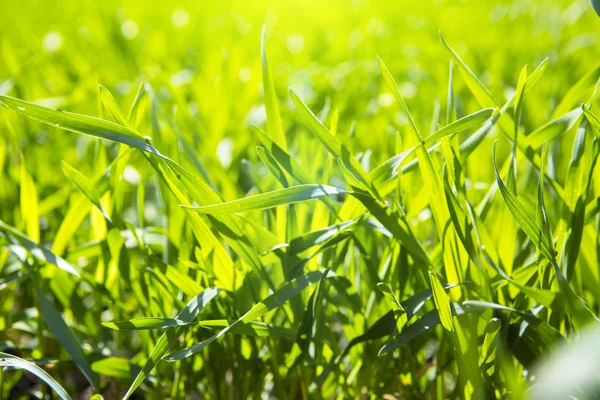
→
(1, 0, 598, 168)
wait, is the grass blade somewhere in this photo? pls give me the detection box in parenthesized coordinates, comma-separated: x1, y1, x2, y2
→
(36, 285, 98, 391)
(0, 352, 71, 400)
(261, 25, 287, 150)
(123, 287, 221, 399)
(182, 184, 346, 214)
(102, 317, 196, 331)
(164, 270, 334, 361)
(428, 272, 454, 332)
(0, 219, 80, 277)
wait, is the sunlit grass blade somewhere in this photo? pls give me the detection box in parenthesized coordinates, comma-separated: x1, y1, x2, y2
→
(480, 318, 501, 367)
(0, 219, 80, 277)
(164, 269, 335, 361)
(123, 287, 221, 399)
(422, 108, 495, 146)
(553, 63, 600, 118)
(0, 352, 72, 400)
(99, 84, 131, 128)
(297, 267, 330, 353)
(253, 126, 316, 185)
(493, 142, 556, 265)
(537, 141, 554, 258)
(338, 159, 431, 264)
(463, 300, 562, 346)
(439, 32, 548, 109)
(0, 94, 148, 144)
(582, 107, 600, 131)
(257, 146, 289, 186)
(287, 219, 358, 254)
(197, 320, 296, 338)
(36, 285, 98, 391)
(526, 108, 583, 149)
(289, 89, 371, 187)
(91, 357, 138, 380)
(261, 25, 287, 150)
(378, 303, 474, 355)
(102, 317, 196, 330)
(370, 108, 495, 194)
(61, 161, 111, 223)
(428, 272, 454, 332)
(182, 184, 346, 214)
(128, 82, 149, 127)
(379, 55, 463, 285)
(20, 155, 40, 242)
(492, 142, 598, 322)
(316, 311, 396, 386)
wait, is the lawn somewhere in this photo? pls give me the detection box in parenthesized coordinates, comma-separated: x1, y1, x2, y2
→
(1, 0, 600, 398)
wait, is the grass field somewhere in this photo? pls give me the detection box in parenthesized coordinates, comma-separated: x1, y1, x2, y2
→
(1, 0, 600, 398)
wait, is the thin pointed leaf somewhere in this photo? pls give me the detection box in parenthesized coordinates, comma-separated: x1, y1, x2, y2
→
(182, 184, 346, 214)
(36, 286, 98, 391)
(123, 287, 221, 399)
(0, 352, 71, 400)
(0, 219, 80, 277)
(428, 272, 454, 332)
(102, 317, 196, 331)
(164, 270, 334, 361)
(261, 25, 287, 150)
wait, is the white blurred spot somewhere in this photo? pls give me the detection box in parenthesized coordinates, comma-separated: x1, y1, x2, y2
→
(172, 9, 189, 28)
(348, 30, 362, 51)
(170, 69, 194, 87)
(246, 104, 266, 126)
(237, 19, 252, 36)
(121, 20, 139, 40)
(144, 204, 157, 220)
(286, 34, 304, 54)
(417, 209, 432, 223)
(265, 11, 278, 26)
(239, 67, 251, 83)
(377, 93, 394, 108)
(216, 138, 234, 168)
(366, 17, 384, 36)
(394, 111, 409, 126)
(398, 82, 417, 99)
(42, 32, 63, 52)
(123, 166, 141, 185)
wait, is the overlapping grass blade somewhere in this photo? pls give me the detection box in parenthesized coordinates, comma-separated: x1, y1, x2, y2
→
(102, 317, 195, 330)
(0, 352, 71, 400)
(36, 285, 98, 391)
(123, 287, 221, 399)
(182, 184, 346, 214)
(61, 161, 112, 223)
(164, 269, 334, 361)
(0, 219, 80, 277)
(261, 25, 287, 150)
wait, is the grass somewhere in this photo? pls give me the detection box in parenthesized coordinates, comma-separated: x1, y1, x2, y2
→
(1, 0, 600, 398)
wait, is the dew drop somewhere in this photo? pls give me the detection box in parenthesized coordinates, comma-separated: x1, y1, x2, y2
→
(18, 107, 25, 111)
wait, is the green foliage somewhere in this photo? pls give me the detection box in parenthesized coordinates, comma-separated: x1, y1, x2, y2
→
(1, 0, 600, 399)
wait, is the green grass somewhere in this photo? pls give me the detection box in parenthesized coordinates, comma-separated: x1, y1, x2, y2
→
(1, 0, 600, 398)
